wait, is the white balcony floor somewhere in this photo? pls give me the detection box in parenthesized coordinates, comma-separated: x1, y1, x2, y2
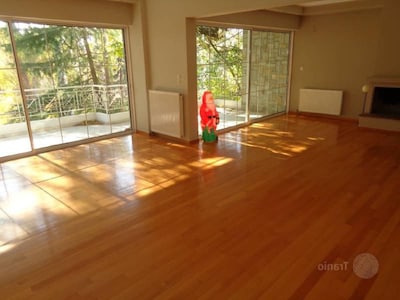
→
(0, 122, 130, 158)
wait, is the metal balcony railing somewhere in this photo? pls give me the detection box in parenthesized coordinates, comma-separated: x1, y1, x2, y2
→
(0, 84, 129, 125)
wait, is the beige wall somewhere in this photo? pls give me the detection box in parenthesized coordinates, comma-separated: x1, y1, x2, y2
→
(374, 0, 400, 76)
(200, 10, 301, 30)
(290, 9, 381, 118)
(129, 1, 150, 132)
(0, 0, 132, 25)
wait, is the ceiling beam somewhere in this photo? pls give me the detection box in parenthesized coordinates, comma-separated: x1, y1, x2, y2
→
(270, 0, 383, 16)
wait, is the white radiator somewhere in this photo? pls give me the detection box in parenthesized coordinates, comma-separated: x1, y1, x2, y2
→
(149, 90, 184, 138)
(299, 88, 343, 116)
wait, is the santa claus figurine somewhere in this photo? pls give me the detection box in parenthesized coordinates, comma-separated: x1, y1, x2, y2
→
(199, 91, 219, 142)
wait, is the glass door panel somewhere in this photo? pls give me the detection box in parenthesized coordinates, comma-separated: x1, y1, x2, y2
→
(25, 86, 63, 148)
(0, 70, 32, 156)
(249, 31, 290, 120)
(1, 20, 132, 160)
(197, 26, 291, 133)
(58, 85, 90, 143)
(109, 84, 131, 134)
(13, 23, 64, 148)
(0, 21, 31, 157)
(196, 26, 248, 131)
(6, 22, 131, 154)
(88, 85, 112, 138)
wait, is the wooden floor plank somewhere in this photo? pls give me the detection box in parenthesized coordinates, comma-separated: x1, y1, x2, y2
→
(0, 115, 399, 299)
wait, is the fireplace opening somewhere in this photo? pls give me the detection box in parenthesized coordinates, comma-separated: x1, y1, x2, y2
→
(371, 87, 400, 119)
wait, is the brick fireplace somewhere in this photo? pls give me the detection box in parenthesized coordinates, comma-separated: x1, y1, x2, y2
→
(359, 78, 400, 132)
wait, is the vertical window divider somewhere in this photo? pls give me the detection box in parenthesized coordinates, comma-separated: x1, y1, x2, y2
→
(245, 30, 252, 122)
(286, 31, 294, 114)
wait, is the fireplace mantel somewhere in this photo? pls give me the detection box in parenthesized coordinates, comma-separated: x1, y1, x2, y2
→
(363, 77, 400, 114)
(359, 77, 400, 132)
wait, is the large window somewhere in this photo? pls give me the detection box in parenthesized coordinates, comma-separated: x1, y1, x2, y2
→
(0, 20, 131, 159)
(197, 25, 291, 131)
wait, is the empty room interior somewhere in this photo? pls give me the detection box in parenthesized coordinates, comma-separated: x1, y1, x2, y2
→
(0, 0, 400, 299)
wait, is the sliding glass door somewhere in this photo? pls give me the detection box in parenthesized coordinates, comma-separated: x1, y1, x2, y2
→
(196, 25, 291, 132)
(0, 20, 131, 160)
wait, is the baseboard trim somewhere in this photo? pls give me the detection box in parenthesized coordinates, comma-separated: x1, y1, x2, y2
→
(289, 111, 358, 123)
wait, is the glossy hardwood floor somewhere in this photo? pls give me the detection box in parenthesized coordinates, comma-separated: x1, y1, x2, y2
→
(0, 115, 399, 299)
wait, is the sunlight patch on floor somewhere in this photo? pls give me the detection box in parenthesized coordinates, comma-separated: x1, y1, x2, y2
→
(0, 242, 17, 254)
(134, 185, 165, 198)
(249, 122, 275, 129)
(206, 157, 233, 167)
(0, 213, 28, 246)
(221, 138, 296, 157)
(199, 157, 231, 165)
(307, 136, 325, 141)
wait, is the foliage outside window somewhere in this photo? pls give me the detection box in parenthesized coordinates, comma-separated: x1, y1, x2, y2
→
(0, 21, 128, 125)
(196, 25, 244, 101)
